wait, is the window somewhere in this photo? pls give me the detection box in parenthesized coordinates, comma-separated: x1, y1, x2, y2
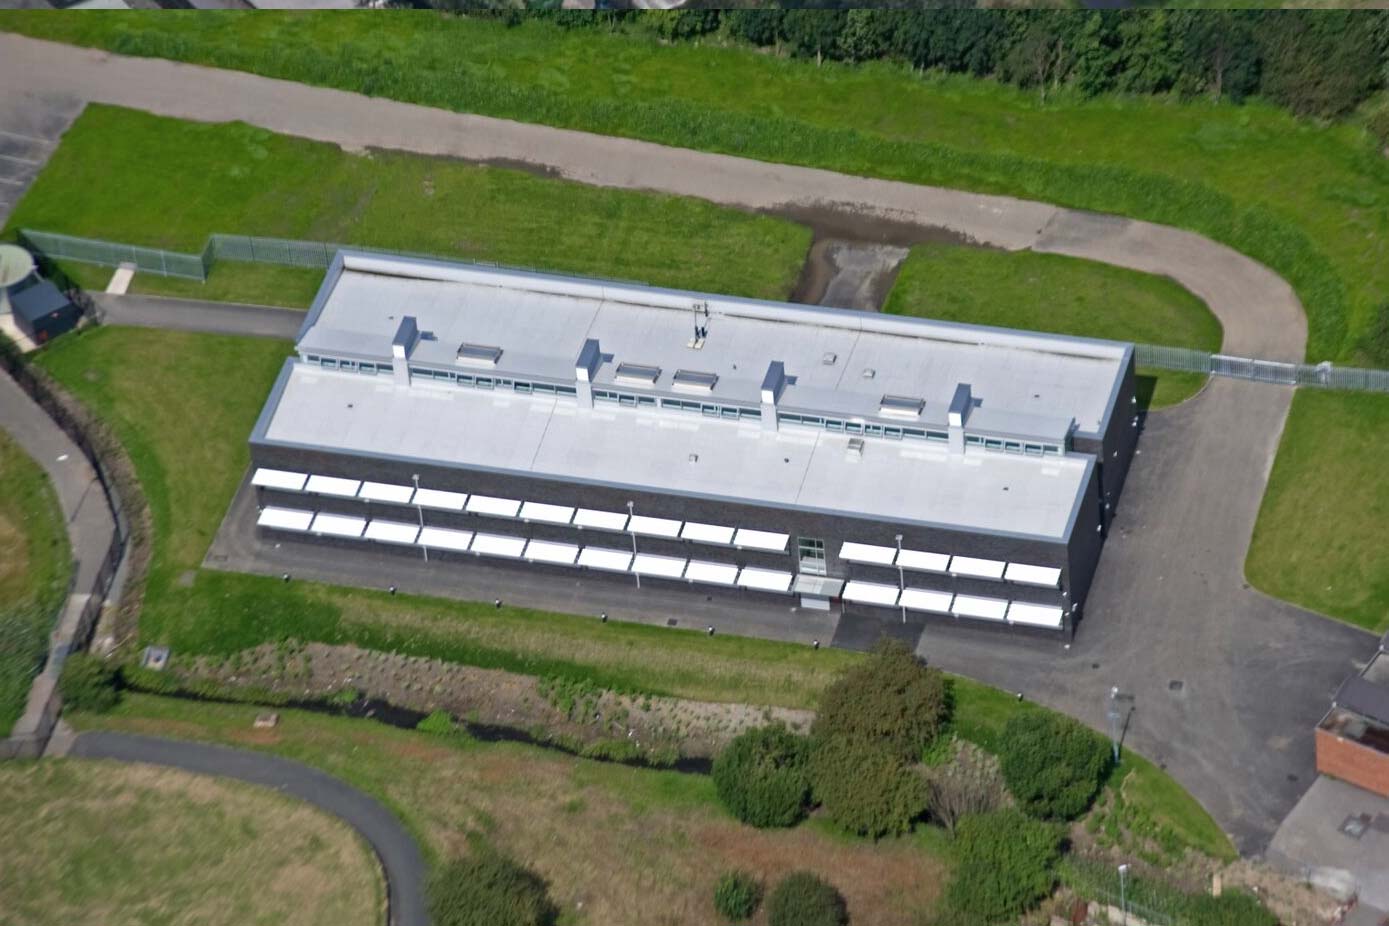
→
(376, 363, 393, 373)
(984, 438, 1004, 451)
(797, 537, 827, 576)
(1024, 443, 1043, 456)
(965, 435, 984, 446)
(321, 358, 338, 369)
(1004, 440, 1023, 454)
(926, 430, 948, 442)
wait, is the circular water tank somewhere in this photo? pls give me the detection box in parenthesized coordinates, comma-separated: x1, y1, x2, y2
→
(0, 244, 37, 317)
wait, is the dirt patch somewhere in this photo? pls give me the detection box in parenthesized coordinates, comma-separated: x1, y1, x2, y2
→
(792, 238, 910, 310)
(475, 155, 565, 181)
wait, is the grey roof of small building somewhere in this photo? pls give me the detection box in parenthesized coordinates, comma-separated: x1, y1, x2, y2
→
(1335, 672, 1389, 728)
(9, 279, 69, 322)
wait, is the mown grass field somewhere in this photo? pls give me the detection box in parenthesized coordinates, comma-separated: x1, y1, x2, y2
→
(0, 429, 71, 735)
(73, 693, 952, 926)
(0, 757, 383, 926)
(884, 244, 1222, 408)
(65, 261, 326, 311)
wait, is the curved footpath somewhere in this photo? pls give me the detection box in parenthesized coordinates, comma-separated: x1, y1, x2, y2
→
(71, 731, 428, 926)
(0, 33, 1377, 854)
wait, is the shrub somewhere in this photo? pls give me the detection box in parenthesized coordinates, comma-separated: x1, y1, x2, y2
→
(1363, 301, 1389, 366)
(713, 870, 761, 922)
(944, 809, 1061, 924)
(765, 871, 847, 926)
(997, 711, 1111, 821)
(427, 850, 558, 926)
(810, 737, 929, 839)
(712, 724, 812, 828)
(812, 638, 949, 763)
(1187, 890, 1279, 926)
(924, 741, 1008, 835)
(416, 709, 457, 736)
(58, 653, 120, 713)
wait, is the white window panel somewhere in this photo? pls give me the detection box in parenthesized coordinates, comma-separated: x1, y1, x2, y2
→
(733, 529, 789, 552)
(632, 553, 687, 578)
(525, 540, 580, 565)
(471, 533, 526, 558)
(577, 547, 632, 572)
(949, 556, 1007, 580)
(311, 512, 366, 538)
(417, 526, 473, 552)
(680, 522, 735, 545)
(738, 567, 793, 593)
(1004, 563, 1063, 588)
(896, 548, 950, 573)
(305, 474, 362, 498)
(252, 468, 308, 492)
(364, 520, 420, 545)
(257, 506, 313, 531)
(628, 515, 682, 538)
(467, 495, 522, 518)
(1007, 602, 1065, 628)
(573, 508, 629, 531)
(951, 594, 1009, 621)
(684, 560, 739, 586)
(520, 501, 575, 525)
(839, 541, 897, 565)
(412, 488, 468, 511)
(358, 481, 415, 504)
(899, 588, 953, 614)
(842, 580, 900, 607)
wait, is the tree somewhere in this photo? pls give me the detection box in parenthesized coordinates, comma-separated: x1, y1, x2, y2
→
(997, 711, 1111, 821)
(722, 10, 782, 48)
(943, 810, 1061, 924)
(812, 638, 949, 763)
(1003, 19, 1069, 102)
(427, 851, 558, 926)
(1114, 11, 1182, 96)
(765, 871, 848, 926)
(713, 870, 761, 923)
(924, 741, 1008, 835)
(1257, 12, 1382, 118)
(810, 738, 929, 839)
(712, 724, 812, 828)
(779, 10, 845, 67)
(1180, 12, 1260, 102)
(58, 652, 120, 713)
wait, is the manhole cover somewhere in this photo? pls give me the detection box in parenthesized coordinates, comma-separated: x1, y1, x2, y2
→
(666, 618, 678, 627)
(1340, 814, 1370, 839)
(1169, 679, 1185, 692)
(1091, 662, 1101, 669)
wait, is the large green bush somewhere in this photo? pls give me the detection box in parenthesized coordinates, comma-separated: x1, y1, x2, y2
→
(765, 871, 848, 926)
(997, 711, 1111, 821)
(427, 851, 558, 926)
(810, 737, 929, 839)
(812, 638, 949, 762)
(712, 724, 812, 828)
(1187, 891, 1279, 926)
(943, 809, 1061, 924)
(57, 653, 120, 714)
(713, 869, 761, 923)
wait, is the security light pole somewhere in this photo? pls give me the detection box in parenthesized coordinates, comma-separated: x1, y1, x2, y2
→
(895, 533, 905, 623)
(627, 500, 639, 589)
(1106, 686, 1134, 765)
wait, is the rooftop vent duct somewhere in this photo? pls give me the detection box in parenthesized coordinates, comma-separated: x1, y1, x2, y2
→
(879, 394, 925, 419)
(615, 362, 661, 385)
(847, 437, 865, 460)
(575, 338, 602, 408)
(760, 361, 787, 432)
(391, 316, 419, 386)
(457, 342, 503, 366)
(673, 369, 718, 393)
(948, 383, 972, 455)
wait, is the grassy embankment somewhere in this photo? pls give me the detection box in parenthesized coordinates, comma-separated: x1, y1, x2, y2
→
(1, 14, 1382, 628)
(0, 430, 71, 734)
(0, 757, 384, 926)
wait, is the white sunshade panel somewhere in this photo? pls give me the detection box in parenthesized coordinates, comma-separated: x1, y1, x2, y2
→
(628, 515, 683, 538)
(257, 506, 313, 532)
(358, 481, 416, 504)
(895, 548, 951, 573)
(471, 533, 526, 558)
(417, 526, 473, 552)
(520, 501, 575, 525)
(684, 560, 739, 586)
(680, 522, 736, 545)
(842, 580, 901, 607)
(738, 567, 793, 593)
(949, 556, 1008, 580)
(951, 594, 1009, 621)
(525, 540, 580, 565)
(573, 508, 630, 531)
(311, 512, 367, 538)
(632, 553, 687, 578)
(733, 529, 789, 552)
(899, 588, 954, 614)
(577, 547, 633, 572)
(1004, 563, 1063, 588)
(1007, 602, 1066, 628)
(252, 468, 308, 492)
(305, 474, 362, 498)
(364, 519, 420, 545)
(412, 488, 468, 511)
(467, 495, 522, 518)
(838, 541, 897, 566)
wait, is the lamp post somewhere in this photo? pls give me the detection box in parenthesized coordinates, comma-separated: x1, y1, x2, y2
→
(412, 473, 427, 562)
(1107, 686, 1135, 765)
(627, 500, 639, 589)
(1118, 863, 1130, 926)
(894, 533, 905, 623)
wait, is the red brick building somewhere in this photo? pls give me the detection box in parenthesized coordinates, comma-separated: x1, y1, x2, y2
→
(1317, 635, 1389, 798)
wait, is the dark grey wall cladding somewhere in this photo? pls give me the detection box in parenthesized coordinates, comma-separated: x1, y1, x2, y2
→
(1096, 353, 1139, 520)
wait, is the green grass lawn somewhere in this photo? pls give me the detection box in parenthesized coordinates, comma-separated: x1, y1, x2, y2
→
(885, 244, 1223, 408)
(0, 756, 383, 926)
(4, 105, 809, 304)
(64, 261, 326, 310)
(0, 429, 71, 735)
(1247, 391, 1389, 633)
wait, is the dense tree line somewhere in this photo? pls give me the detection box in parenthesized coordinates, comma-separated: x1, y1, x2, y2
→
(531, 9, 1389, 119)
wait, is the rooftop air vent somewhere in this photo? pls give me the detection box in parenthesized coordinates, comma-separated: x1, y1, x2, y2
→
(673, 369, 718, 393)
(822, 352, 838, 366)
(861, 368, 877, 380)
(847, 437, 865, 459)
(615, 362, 661, 385)
(879, 394, 925, 419)
(457, 342, 502, 366)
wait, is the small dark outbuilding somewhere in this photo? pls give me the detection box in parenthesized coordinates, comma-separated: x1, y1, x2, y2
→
(9, 277, 81, 344)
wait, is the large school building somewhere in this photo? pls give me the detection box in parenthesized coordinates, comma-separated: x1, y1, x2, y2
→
(246, 251, 1138, 636)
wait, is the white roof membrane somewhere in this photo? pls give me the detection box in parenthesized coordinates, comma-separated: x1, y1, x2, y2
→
(1004, 563, 1063, 587)
(358, 481, 415, 504)
(412, 488, 467, 511)
(839, 541, 897, 565)
(311, 512, 366, 538)
(899, 588, 954, 614)
(628, 515, 682, 538)
(738, 567, 793, 593)
(519, 501, 575, 524)
(573, 508, 629, 531)
(471, 533, 526, 558)
(576, 547, 632, 572)
(466, 495, 522, 518)
(734, 529, 789, 552)
(952, 594, 1009, 621)
(632, 553, 687, 578)
(257, 506, 313, 531)
(684, 560, 739, 586)
(364, 519, 420, 545)
(417, 526, 473, 552)
(525, 539, 580, 565)
(680, 522, 736, 545)
(842, 580, 901, 607)
(305, 474, 362, 498)
(896, 548, 950, 573)
(1007, 601, 1065, 628)
(949, 556, 1008, 580)
(252, 468, 308, 492)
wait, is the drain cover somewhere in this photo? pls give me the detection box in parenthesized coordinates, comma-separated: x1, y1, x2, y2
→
(1169, 679, 1185, 692)
(1340, 814, 1370, 839)
(1091, 662, 1101, 669)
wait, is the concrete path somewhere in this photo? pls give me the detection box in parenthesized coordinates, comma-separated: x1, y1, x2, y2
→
(2, 32, 1377, 852)
(72, 731, 428, 926)
(93, 292, 304, 340)
(0, 81, 82, 228)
